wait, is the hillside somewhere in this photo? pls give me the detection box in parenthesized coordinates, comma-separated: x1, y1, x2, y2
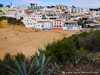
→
(0, 20, 80, 59)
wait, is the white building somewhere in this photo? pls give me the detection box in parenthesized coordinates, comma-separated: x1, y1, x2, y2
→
(7, 10, 17, 17)
(91, 11, 100, 18)
(22, 18, 37, 28)
(37, 20, 52, 30)
(25, 11, 42, 19)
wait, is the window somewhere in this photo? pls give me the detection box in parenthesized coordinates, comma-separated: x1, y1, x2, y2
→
(54, 25, 56, 27)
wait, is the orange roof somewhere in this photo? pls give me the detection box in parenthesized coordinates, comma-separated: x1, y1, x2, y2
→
(61, 14, 69, 16)
(84, 13, 92, 15)
(38, 20, 51, 22)
(78, 15, 86, 18)
(31, 18, 37, 20)
(54, 19, 62, 21)
(71, 12, 77, 14)
(25, 10, 32, 13)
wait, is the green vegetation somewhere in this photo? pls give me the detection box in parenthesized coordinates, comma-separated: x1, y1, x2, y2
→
(44, 31, 100, 66)
(0, 16, 24, 25)
(0, 49, 59, 75)
(0, 30, 100, 74)
(0, 16, 6, 21)
(7, 17, 24, 25)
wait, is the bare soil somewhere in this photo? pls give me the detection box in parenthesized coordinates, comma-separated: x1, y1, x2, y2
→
(0, 20, 80, 59)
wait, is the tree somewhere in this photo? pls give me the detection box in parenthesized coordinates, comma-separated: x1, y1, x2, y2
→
(0, 4, 4, 7)
(72, 5, 76, 8)
(78, 18, 84, 27)
(5, 5, 10, 8)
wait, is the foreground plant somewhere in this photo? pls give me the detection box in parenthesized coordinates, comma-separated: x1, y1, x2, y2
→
(73, 54, 97, 66)
(6, 49, 59, 75)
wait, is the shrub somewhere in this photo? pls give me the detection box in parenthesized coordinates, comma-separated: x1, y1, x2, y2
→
(7, 17, 24, 25)
(0, 16, 7, 21)
(45, 39, 77, 63)
(69, 30, 100, 52)
(44, 30, 100, 65)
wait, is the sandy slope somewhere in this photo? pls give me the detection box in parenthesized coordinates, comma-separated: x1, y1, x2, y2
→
(0, 21, 80, 59)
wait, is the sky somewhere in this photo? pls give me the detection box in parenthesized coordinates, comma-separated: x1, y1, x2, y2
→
(0, 0, 100, 8)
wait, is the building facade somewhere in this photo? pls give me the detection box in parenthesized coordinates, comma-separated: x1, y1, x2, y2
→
(52, 19, 63, 30)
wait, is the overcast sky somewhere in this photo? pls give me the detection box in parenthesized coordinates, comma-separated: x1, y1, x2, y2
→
(0, 0, 100, 8)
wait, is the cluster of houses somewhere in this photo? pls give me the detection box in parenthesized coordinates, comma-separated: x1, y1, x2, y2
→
(0, 4, 100, 30)
(22, 17, 81, 30)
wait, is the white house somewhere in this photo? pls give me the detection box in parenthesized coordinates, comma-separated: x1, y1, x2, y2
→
(36, 22, 43, 29)
(52, 19, 64, 30)
(7, 10, 17, 17)
(25, 10, 42, 19)
(22, 18, 37, 28)
(34, 14, 42, 19)
(63, 21, 81, 30)
(37, 20, 52, 30)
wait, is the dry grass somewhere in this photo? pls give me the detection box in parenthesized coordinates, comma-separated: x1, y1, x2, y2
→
(0, 20, 12, 28)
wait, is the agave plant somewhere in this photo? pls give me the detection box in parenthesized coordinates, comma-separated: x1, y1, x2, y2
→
(73, 54, 97, 65)
(30, 48, 59, 75)
(6, 57, 28, 75)
(6, 49, 59, 75)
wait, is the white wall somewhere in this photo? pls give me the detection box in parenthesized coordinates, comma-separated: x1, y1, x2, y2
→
(22, 18, 37, 28)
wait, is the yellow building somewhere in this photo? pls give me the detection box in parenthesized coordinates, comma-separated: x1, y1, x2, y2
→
(56, 5, 66, 10)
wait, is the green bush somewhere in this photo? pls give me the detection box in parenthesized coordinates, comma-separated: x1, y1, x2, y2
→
(0, 16, 7, 21)
(69, 30, 100, 52)
(44, 30, 100, 65)
(45, 39, 77, 62)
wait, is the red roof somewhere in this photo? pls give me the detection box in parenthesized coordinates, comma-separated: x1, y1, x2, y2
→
(84, 13, 92, 15)
(61, 14, 69, 16)
(38, 20, 51, 22)
(78, 15, 86, 18)
(31, 18, 37, 20)
(25, 10, 32, 13)
(71, 12, 77, 14)
(54, 19, 62, 21)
